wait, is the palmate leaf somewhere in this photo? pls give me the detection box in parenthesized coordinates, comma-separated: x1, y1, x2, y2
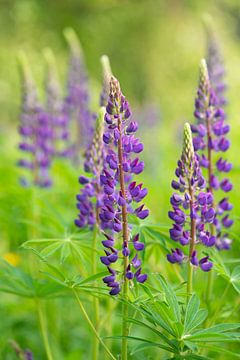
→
(106, 335, 176, 354)
(186, 322, 240, 342)
(126, 316, 179, 351)
(209, 249, 240, 294)
(230, 265, 240, 293)
(22, 231, 94, 265)
(184, 294, 208, 333)
(0, 260, 66, 298)
(157, 275, 181, 323)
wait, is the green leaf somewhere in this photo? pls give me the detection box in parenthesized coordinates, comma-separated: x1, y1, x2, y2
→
(231, 266, 240, 293)
(184, 294, 208, 333)
(106, 335, 175, 353)
(157, 275, 181, 323)
(126, 317, 179, 350)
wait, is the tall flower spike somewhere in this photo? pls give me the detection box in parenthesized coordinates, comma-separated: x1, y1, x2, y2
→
(100, 76, 149, 296)
(43, 48, 73, 158)
(75, 107, 106, 229)
(18, 52, 52, 187)
(205, 16, 227, 106)
(64, 28, 93, 156)
(168, 123, 216, 296)
(100, 55, 112, 107)
(192, 59, 233, 250)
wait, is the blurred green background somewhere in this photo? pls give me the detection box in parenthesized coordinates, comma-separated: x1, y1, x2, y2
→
(0, 0, 240, 358)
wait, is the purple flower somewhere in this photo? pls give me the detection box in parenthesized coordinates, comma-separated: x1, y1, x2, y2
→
(199, 256, 213, 272)
(100, 77, 148, 295)
(192, 59, 233, 250)
(167, 123, 215, 272)
(75, 108, 106, 229)
(64, 28, 94, 158)
(18, 52, 53, 188)
(167, 248, 184, 264)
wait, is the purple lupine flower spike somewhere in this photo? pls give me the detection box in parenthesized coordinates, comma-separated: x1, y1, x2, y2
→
(64, 28, 93, 157)
(205, 22, 227, 107)
(44, 48, 73, 159)
(18, 52, 52, 188)
(100, 55, 112, 107)
(100, 76, 149, 295)
(75, 107, 105, 228)
(192, 59, 233, 250)
(167, 123, 215, 272)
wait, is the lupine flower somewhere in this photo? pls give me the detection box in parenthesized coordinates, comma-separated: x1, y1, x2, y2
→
(206, 27, 226, 106)
(167, 123, 215, 271)
(64, 28, 93, 155)
(75, 108, 105, 228)
(18, 52, 52, 187)
(44, 48, 73, 158)
(192, 59, 233, 250)
(100, 76, 149, 295)
(100, 55, 112, 107)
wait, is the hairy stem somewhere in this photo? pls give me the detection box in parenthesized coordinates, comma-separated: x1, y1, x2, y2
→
(117, 117, 129, 360)
(206, 113, 215, 305)
(72, 288, 116, 360)
(187, 182, 196, 301)
(36, 299, 54, 360)
(92, 225, 100, 360)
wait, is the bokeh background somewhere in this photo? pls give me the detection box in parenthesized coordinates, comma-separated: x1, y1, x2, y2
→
(0, 0, 240, 358)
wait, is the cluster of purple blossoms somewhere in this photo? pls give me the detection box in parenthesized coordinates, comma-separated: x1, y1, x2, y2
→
(100, 55, 112, 107)
(75, 108, 105, 228)
(44, 49, 73, 159)
(64, 28, 93, 155)
(18, 53, 53, 188)
(191, 59, 233, 250)
(206, 30, 226, 106)
(100, 77, 149, 295)
(167, 123, 215, 272)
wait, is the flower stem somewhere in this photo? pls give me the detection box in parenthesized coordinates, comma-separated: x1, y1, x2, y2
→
(206, 113, 215, 306)
(187, 181, 196, 301)
(92, 225, 100, 360)
(117, 117, 129, 360)
(72, 288, 116, 360)
(36, 299, 54, 360)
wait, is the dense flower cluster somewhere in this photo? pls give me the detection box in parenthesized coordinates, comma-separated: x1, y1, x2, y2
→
(75, 108, 105, 228)
(206, 31, 226, 106)
(100, 77, 149, 295)
(100, 55, 112, 107)
(64, 28, 93, 154)
(167, 123, 215, 271)
(44, 49, 73, 158)
(18, 53, 53, 188)
(191, 59, 233, 250)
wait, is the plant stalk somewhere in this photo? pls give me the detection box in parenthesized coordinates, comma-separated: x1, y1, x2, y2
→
(187, 181, 196, 301)
(72, 288, 116, 360)
(92, 225, 100, 360)
(117, 116, 129, 360)
(205, 112, 215, 305)
(36, 299, 54, 360)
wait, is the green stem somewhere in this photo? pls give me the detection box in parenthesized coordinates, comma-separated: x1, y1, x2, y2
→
(117, 115, 129, 360)
(72, 288, 116, 360)
(92, 225, 100, 360)
(36, 299, 54, 360)
(187, 181, 196, 301)
(187, 261, 193, 300)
